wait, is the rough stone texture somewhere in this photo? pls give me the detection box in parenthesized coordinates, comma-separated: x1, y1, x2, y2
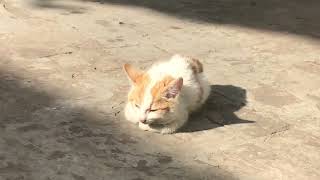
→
(0, 0, 320, 179)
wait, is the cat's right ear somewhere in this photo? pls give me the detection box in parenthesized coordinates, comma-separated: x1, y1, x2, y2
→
(164, 77, 183, 99)
(123, 63, 142, 84)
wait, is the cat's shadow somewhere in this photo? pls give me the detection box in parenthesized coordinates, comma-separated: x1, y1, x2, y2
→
(180, 85, 254, 132)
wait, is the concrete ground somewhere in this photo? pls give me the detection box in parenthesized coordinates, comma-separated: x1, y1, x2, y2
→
(1, 0, 320, 179)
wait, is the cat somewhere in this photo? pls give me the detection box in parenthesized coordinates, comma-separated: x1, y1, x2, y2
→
(123, 54, 211, 134)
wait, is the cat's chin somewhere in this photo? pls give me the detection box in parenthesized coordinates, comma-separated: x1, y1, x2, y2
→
(149, 123, 165, 129)
(146, 117, 172, 126)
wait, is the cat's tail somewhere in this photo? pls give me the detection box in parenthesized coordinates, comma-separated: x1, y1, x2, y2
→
(187, 58, 203, 74)
(171, 54, 204, 74)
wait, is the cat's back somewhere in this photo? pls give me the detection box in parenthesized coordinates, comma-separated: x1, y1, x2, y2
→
(147, 54, 195, 82)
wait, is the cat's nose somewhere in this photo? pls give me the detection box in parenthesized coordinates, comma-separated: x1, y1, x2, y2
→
(140, 118, 147, 124)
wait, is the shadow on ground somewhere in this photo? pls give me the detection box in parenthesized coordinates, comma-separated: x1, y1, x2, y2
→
(33, 0, 320, 39)
(182, 85, 254, 132)
(0, 70, 237, 179)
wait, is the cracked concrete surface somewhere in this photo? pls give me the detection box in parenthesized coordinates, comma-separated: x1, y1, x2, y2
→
(0, 0, 320, 179)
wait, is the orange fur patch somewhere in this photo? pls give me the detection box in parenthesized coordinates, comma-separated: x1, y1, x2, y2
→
(188, 58, 203, 73)
(150, 76, 175, 110)
(128, 74, 150, 105)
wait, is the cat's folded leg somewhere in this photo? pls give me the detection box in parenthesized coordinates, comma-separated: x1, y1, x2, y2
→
(139, 122, 178, 134)
(159, 122, 183, 134)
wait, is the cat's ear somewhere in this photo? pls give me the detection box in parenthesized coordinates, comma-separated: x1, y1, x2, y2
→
(164, 78, 183, 99)
(123, 63, 143, 84)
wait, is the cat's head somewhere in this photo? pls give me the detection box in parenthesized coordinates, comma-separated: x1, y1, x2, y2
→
(123, 63, 183, 125)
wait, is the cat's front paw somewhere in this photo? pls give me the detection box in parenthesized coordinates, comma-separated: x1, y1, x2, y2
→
(160, 127, 177, 134)
(158, 122, 183, 134)
(138, 123, 151, 131)
(138, 123, 159, 132)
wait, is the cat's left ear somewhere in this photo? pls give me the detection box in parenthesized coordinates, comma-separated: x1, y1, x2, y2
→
(164, 78, 183, 99)
(123, 63, 143, 84)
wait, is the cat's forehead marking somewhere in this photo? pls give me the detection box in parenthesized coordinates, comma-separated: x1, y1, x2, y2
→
(129, 74, 175, 110)
(142, 87, 153, 110)
(150, 75, 175, 109)
(151, 75, 175, 99)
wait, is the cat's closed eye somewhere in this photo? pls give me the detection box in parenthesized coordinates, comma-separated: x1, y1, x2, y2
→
(135, 104, 140, 108)
(149, 107, 169, 112)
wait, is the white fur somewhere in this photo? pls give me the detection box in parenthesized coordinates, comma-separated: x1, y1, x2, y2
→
(124, 54, 211, 134)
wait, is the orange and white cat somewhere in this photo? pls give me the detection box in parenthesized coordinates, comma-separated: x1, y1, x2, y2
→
(123, 54, 210, 134)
